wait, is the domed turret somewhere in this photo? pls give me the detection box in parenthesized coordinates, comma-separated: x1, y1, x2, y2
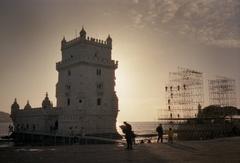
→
(106, 34, 112, 46)
(80, 27, 86, 39)
(11, 98, 20, 119)
(24, 100, 32, 110)
(42, 92, 53, 109)
(11, 98, 20, 111)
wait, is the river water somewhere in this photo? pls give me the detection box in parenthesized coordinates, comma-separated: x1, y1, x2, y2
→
(0, 121, 163, 147)
(0, 122, 12, 136)
(0, 122, 160, 136)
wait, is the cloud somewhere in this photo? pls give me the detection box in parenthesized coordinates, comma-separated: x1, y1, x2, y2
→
(129, 0, 240, 48)
(132, 0, 139, 4)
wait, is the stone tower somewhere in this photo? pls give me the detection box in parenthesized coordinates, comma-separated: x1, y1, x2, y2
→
(56, 27, 119, 136)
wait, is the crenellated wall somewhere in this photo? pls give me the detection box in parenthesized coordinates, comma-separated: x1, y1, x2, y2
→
(62, 36, 112, 50)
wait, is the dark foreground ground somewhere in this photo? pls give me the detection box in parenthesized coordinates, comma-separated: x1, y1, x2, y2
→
(0, 137, 239, 163)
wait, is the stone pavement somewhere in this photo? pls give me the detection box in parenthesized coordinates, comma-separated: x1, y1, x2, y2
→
(0, 137, 239, 163)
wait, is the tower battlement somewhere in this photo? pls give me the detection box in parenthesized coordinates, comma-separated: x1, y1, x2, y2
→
(61, 27, 112, 50)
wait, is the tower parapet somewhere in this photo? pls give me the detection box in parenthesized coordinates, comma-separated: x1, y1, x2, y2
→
(56, 55, 118, 71)
(61, 27, 112, 50)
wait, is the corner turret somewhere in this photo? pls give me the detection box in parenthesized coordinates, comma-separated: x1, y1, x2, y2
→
(42, 92, 53, 109)
(61, 36, 66, 45)
(24, 100, 32, 110)
(61, 37, 67, 50)
(80, 27, 86, 39)
(106, 34, 112, 47)
(11, 98, 20, 113)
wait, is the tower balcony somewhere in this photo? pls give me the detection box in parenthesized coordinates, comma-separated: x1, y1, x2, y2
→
(56, 55, 118, 70)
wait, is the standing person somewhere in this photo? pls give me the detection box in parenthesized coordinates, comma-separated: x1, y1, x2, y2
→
(121, 121, 133, 150)
(156, 124, 163, 143)
(168, 128, 174, 144)
(131, 130, 136, 145)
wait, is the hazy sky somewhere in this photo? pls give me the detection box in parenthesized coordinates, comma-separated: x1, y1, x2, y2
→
(0, 0, 240, 122)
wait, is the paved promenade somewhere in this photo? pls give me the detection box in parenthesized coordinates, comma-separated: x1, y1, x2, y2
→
(0, 137, 239, 163)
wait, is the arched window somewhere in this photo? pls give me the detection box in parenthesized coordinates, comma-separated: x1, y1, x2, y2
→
(54, 121, 58, 130)
(97, 98, 101, 106)
(96, 68, 101, 76)
(67, 98, 70, 106)
(67, 70, 71, 76)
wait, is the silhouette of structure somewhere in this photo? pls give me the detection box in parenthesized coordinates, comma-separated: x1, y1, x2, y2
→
(208, 76, 237, 107)
(162, 67, 204, 120)
(11, 27, 119, 138)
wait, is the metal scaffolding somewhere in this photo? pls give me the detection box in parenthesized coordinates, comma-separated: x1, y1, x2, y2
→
(208, 76, 237, 107)
(161, 67, 204, 120)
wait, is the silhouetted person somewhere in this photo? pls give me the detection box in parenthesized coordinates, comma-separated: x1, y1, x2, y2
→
(8, 125, 13, 135)
(122, 122, 133, 149)
(156, 124, 163, 143)
(147, 139, 152, 143)
(168, 128, 173, 144)
(131, 130, 136, 145)
(232, 125, 238, 136)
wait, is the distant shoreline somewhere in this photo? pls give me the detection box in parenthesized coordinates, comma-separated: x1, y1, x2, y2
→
(0, 111, 11, 123)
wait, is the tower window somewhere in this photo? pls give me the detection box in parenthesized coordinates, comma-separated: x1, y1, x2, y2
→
(68, 70, 71, 76)
(96, 68, 101, 76)
(97, 98, 101, 106)
(79, 99, 82, 103)
(66, 84, 71, 90)
(67, 98, 71, 106)
(97, 83, 103, 89)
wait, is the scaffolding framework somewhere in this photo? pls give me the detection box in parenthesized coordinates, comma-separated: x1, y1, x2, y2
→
(208, 76, 237, 107)
(161, 67, 204, 119)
